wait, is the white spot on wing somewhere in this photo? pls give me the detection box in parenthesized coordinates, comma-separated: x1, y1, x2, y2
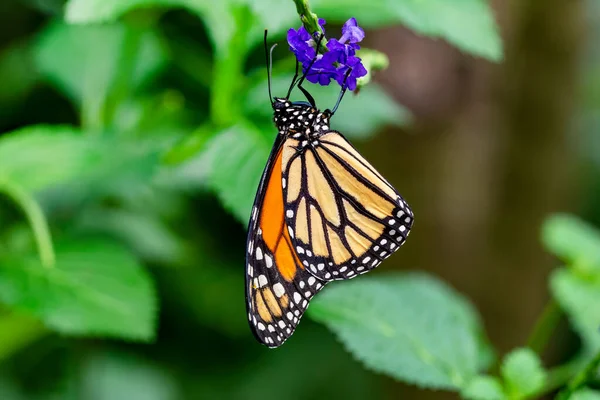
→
(273, 283, 285, 297)
(258, 275, 268, 287)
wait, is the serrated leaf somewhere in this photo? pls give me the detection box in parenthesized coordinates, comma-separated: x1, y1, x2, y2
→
(307, 272, 491, 390)
(245, 74, 411, 140)
(500, 348, 546, 398)
(313, 0, 503, 61)
(201, 123, 272, 223)
(542, 214, 600, 274)
(461, 376, 506, 400)
(34, 21, 166, 110)
(0, 240, 157, 341)
(551, 268, 600, 352)
(571, 389, 600, 400)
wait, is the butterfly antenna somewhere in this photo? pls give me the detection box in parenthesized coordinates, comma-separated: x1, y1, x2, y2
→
(331, 68, 352, 115)
(264, 30, 276, 104)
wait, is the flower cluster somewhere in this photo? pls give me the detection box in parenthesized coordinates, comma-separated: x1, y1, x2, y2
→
(287, 18, 368, 91)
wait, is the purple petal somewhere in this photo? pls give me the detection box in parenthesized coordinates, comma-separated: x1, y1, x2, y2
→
(340, 17, 365, 44)
(327, 39, 356, 64)
(344, 17, 358, 28)
(318, 18, 326, 32)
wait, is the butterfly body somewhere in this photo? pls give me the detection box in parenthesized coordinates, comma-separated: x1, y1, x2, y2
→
(245, 97, 413, 348)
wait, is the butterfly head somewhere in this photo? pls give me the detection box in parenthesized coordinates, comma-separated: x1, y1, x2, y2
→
(272, 97, 319, 134)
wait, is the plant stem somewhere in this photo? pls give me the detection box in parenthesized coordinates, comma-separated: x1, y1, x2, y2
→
(0, 179, 55, 268)
(526, 299, 562, 354)
(557, 351, 600, 399)
(292, 0, 322, 35)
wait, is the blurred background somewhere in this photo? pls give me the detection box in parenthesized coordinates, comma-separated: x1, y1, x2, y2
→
(0, 0, 597, 398)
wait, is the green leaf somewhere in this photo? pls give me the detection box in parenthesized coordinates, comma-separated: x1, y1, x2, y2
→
(500, 348, 546, 398)
(35, 21, 165, 101)
(308, 272, 492, 390)
(245, 74, 411, 140)
(542, 214, 600, 274)
(461, 376, 506, 400)
(64, 0, 175, 23)
(163, 124, 220, 165)
(65, 0, 292, 53)
(75, 207, 190, 265)
(65, 0, 502, 61)
(0, 125, 162, 195)
(571, 389, 600, 400)
(34, 21, 166, 128)
(0, 125, 98, 192)
(65, 0, 239, 55)
(551, 268, 600, 352)
(200, 123, 272, 223)
(313, 0, 503, 61)
(0, 239, 157, 341)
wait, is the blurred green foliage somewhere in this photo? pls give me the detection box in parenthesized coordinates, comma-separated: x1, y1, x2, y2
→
(1, 0, 600, 398)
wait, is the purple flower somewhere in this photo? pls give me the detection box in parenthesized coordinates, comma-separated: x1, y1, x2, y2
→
(305, 51, 339, 86)
(340, 18, 365, 44)
(287, 26, 314, 65)
(287, 18, 327, 65)
(286, 17, 368, 91)
(327, 38, 356, 64)
(336, 55, 368, 91)
(317, 18, 326, 35)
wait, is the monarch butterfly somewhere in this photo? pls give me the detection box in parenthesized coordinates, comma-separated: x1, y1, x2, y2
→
(246, 31, 413, 348)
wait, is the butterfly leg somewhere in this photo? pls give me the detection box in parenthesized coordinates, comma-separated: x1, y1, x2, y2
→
(331, 68, 352, 115)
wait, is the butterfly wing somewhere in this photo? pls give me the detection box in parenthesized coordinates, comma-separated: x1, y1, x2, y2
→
(245, 135, 327, 348)
(281, 131, 413, 281)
